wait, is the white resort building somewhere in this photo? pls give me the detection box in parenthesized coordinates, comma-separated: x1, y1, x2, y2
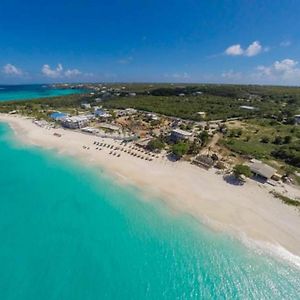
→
(62, 116, 90, 129)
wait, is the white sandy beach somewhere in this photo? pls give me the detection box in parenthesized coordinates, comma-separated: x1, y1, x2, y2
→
(1, 114, 300, 261)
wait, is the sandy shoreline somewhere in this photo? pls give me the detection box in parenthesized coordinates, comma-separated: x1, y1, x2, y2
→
(1, 114, 300, 261)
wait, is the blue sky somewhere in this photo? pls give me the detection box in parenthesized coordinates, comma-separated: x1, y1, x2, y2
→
(1, 0, 300, 85)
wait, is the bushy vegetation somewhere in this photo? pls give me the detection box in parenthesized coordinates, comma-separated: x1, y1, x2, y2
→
(271, 191, 300, 207)
(103, 84, 300, 121)
(233, 164, 252, 180)
(147, 138, 165, 152)
(222, 119, 300, 169)
(171, 141, 190, 158)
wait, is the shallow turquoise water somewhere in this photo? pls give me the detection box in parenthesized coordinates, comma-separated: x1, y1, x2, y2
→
(0, 123, 299, 299)
(0, 85, 85, 102)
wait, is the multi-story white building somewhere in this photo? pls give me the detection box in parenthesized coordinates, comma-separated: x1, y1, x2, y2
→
(62, 116, 90, 129)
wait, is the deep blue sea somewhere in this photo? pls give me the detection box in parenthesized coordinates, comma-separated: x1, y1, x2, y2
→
(0, 84, 85, 102)
(0, 123, 300, 299)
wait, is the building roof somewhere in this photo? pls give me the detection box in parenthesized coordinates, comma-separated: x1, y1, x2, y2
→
(65, 115, 89, 122)
(193, 155, 214, 169)
(98, 123, 120, 131)
(249, 162, 276, 179)
(240, 105, 257, 110)
(50, 112, 67, 120)
(171, 128, 193, 137)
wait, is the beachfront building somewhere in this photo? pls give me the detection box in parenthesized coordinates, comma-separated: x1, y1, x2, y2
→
(248, 160, 277, 181)
(61, 116, 90, 129)
(170, 128, 193, 142)
(193, 155, 214, 169)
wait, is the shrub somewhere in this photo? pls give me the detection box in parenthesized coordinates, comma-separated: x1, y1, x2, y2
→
(233, 164, 252, 179)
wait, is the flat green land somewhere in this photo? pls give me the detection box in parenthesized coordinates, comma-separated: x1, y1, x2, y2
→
(102, 84, 300, 121)
(222, 119, 300, 170)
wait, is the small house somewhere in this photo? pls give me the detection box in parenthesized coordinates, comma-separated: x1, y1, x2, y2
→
(193, 155, 214, 169)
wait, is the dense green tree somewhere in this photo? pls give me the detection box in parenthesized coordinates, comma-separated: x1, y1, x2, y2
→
(147, 138, 165, 152)
(233, 164, 252, 180)
(261, 136, 270, 143)
(199, 131, 209, 146)
(171, 141, 189, 158)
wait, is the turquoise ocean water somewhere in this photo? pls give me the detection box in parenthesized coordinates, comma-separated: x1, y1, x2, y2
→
(0, 85, 84, 102)
(0, 122, 300, 299)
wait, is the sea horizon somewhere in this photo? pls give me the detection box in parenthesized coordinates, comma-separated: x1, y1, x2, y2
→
(0, 84, 85, 102)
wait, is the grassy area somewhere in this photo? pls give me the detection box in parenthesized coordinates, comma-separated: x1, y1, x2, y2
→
(222, 119, 300, 169)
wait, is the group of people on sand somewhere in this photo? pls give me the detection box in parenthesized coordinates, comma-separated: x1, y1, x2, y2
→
(93, 140, 159, 161)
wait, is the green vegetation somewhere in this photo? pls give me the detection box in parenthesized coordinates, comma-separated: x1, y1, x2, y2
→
(0, 93, 87, 120)
(171, 141, 190, 158)
(103, 84, 300, 121)
(233, 164, 252, 180)
(147, 138, 165, 152)
(199, 131, 209, 146)
(222, 119, 300, 168)
(270, 191, 300, 207)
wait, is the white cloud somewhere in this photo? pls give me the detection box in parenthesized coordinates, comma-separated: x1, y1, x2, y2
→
(42, 64, 82, 78)
(255, 58, 300, 83)
(64, 69, 81, 77)
(221, 70, 242, 80)
(42, 63, 63, 78)
(117, 56, 133, 64)
(225, 41, 264, 57)
(274, 58, 297, 72)
(245, 41, 262, 57)
(163, 72, 191, 82)
(225, 44, 244, 56)
(172, 72, 190, 79)
(3, 64, 23, 76)
(280, 40, 291, 47)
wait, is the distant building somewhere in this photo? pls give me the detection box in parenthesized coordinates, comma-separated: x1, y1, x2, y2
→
(94, 108, 111, 118)
(125, 108, 137, 115)
(128, 92, 136, 97)
(146, 113, 159, 121)
(193, 91, 203, 96)
(294, 115, 300, 124)
(81, 103, 91, 109)
(196, 111, 206, 118)
(240, 105, 257, 110)
(170, 129, 192, 141)
(61, 116, 89, 129)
